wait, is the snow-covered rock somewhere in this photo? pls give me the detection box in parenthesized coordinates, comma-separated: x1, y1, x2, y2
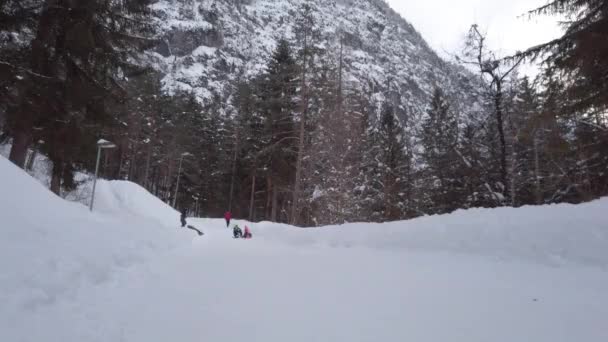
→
(147, 0, 482, 118)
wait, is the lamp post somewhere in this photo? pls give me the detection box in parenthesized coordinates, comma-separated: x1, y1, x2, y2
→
(172, 152, 192, 208)
(90, 139, 117, 211)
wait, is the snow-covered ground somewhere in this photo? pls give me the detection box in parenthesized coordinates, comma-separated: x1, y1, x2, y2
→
(1, 154, 608, 342)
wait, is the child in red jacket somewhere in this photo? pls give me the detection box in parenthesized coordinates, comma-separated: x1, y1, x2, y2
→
(243, 225, 252, 239)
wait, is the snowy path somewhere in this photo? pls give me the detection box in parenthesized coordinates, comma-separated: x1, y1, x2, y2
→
(9, 219, 608, 342)
(2, 156, 608, 342)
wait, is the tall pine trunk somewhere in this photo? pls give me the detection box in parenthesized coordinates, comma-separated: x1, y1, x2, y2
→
(249, 172, 256, 221)
(228, 129, 240, 211)
(495, 80, 509, 203)
(290, 27, 309, 225)
(271, 181, 278, 222)
(8, 131, 31, 168)
(266, 177, 273, 219)
(26, 148, 37, 171)
(50, 160, 64, 195)
(143, 144, 152, 189)
(533, 134, 542, 205)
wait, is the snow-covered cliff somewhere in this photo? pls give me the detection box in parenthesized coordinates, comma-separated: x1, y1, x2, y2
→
(146, 0, 481, 118)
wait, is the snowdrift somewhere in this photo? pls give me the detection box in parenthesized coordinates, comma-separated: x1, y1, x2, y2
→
(0, 156, 190, 323)
(75, 178, 180, 227)
(195, 198, 608, 267)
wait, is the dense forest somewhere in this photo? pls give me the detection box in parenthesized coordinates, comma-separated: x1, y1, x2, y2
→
(1, 0, 607, 226)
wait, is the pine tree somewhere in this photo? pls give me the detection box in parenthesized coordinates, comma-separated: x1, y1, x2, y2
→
(303, 34, 360, 226)
(368, 102, 413, 221)
(521, 0, 608, 115)
(351, 88, 381, 221)
(509, 77, 541, 205)
(0, 0, 41, 134)
(234, 79, 267, 221)
(4, 0, 155, 194)
(456, 120, 493, 207)
(290, 1, 327, 224)
(520, 1, 608, 203)
(249, 39, 298, 222)
(419, 87, 464, 214)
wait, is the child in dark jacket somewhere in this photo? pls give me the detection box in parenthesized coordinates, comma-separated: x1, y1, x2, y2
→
(180, 209, 187, 227)
(233, 225, 243, 239)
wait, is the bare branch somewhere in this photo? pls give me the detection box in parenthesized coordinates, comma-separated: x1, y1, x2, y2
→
(0, 60, 54, 80)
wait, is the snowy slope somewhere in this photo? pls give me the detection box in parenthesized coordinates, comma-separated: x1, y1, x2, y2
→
(147, 0, 481, 118)
(0, 156, 194, 338)
(2, 154, 608, 342)
(221, 200, 608, 267)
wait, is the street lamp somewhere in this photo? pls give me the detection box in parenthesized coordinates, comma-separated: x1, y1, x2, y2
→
(172, 152, 192, 208)
(89, 139, 117, 211)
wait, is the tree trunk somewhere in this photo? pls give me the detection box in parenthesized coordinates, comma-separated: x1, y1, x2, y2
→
(128, 142, 138, 181)
(337, 37, 344, 115)
(290, 26, 309, 225)
(510, 146, 517, 207)
(143, 143, 152, 189)
(118, 147, 125, 179)
(495, 80, 509, 203)
(8, 131, 31, 168)
(50, 160, 63, 195)
(228, 129, 240, 211)
(25, 148, 37, 171)
(533, 134, 542, 205)
(266, 177, 272, 220)
(271, 184, 278, 222)
(249, 172, 256, 221)
(291, 115, 306, 224)
(334, 38, 345, 224)
(165, 157, 174, 203)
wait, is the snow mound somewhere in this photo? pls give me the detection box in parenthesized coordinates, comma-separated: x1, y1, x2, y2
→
(196, 199, 608, 267)
(0, 156, 190, 328)
(86, 179, 179, 227)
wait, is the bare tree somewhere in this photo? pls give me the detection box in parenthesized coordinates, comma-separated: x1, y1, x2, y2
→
(459, 25, 524, 203)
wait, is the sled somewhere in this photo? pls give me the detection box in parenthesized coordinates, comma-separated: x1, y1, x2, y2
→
(186, 225, 204, 236)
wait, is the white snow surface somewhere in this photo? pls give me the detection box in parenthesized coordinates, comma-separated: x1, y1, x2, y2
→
(1, 155, 608, 342)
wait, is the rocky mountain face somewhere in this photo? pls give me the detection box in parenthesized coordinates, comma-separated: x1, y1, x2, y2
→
(146, 0, 481, 120)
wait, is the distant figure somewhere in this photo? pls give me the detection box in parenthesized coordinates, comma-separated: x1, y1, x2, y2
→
(233, 225, 243, 239)
(224, 211, 232, 227)
(243, 225, 252, 239)
(180, 208, 187, 227)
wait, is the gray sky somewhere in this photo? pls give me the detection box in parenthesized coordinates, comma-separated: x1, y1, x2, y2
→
(385, 0, 562, 58)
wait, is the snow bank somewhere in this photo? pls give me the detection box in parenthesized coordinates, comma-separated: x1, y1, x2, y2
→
(204, 199, 608, 267)
(0, 144, 179, 228)
(78, 179, 180, 227)
(0, 143, 52, 187)
(0, 156, 190, 327)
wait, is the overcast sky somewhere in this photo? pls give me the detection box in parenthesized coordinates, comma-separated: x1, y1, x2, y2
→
(385, 0, 563, 58)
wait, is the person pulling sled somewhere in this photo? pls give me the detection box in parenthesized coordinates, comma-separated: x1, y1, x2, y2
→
(224, 211, 232, 228)
(180, 209, 187, 227)
(180, 208, 203, 236)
